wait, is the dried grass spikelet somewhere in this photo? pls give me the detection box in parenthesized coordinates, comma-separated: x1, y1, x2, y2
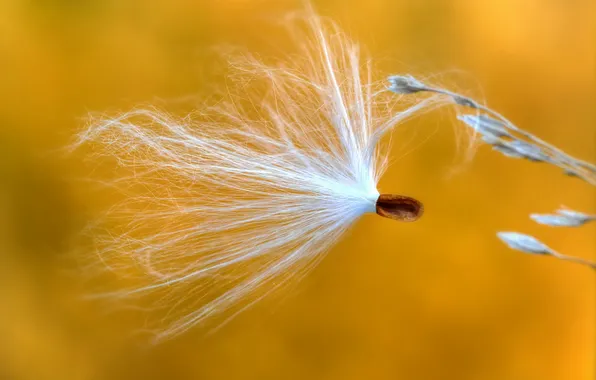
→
(388, 74, 596, 270)
(72, 9, 458, 343)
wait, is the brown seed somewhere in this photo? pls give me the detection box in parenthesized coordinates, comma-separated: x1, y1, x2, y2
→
(376, 194, 424, 222)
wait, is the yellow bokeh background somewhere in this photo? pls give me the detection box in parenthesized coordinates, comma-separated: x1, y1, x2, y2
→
(0, 0, 594, 379)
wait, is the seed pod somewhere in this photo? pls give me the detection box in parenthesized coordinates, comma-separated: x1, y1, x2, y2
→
(376, 194, 424, 222)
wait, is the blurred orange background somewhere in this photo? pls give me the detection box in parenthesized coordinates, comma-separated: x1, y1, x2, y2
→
(0, 0, 594, 379)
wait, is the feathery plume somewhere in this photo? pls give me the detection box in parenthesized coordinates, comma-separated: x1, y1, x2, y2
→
(72, 10, 451, 343)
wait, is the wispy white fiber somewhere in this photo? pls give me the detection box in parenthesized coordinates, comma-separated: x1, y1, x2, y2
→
(73, 10, 451, 342)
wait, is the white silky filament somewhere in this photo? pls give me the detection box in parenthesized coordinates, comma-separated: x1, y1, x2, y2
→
(74, 10, 450, 343)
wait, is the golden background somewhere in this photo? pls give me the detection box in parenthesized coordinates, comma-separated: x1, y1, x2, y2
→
(0, 0, 594, 379)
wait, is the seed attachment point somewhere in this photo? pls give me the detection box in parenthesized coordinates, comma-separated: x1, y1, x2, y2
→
(376, 194, 424, 222)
